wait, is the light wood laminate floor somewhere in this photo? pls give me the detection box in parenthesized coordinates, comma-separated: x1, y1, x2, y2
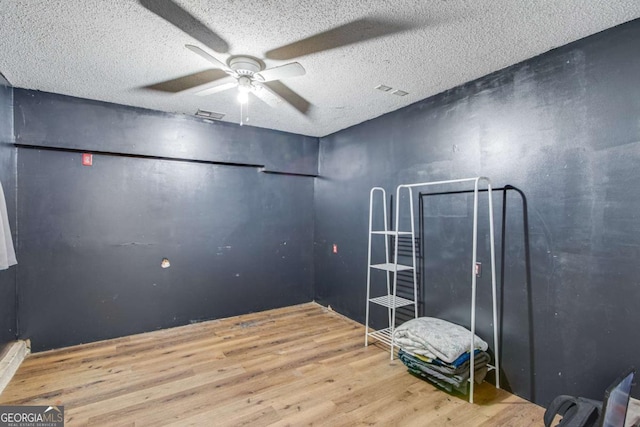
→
(0, 302, 545, 426)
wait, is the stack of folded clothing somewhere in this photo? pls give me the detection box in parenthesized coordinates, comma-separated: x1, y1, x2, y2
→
(393, 317, 491, 395)
(398, 348, 490, 394)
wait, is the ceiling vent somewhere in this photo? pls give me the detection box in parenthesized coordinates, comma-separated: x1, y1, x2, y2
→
(195, 109, 225, 120)
(375, 85, 409, 97)
(375, 84, 392, 92)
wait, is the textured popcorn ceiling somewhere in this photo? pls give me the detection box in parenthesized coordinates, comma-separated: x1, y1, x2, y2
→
(0, 1, 639, 137)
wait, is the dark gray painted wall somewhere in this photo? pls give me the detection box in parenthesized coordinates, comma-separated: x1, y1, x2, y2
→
(15, 90, 318, 175)
(15, 90, 316, 352)
(315, 19, 640, 406)
(0, 74, 17, 345)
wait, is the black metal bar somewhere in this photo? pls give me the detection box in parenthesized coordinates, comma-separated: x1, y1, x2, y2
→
(14, 143, 265, 168)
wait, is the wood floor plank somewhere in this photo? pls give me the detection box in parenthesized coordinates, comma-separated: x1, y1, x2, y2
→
(0, 302, 545, 426)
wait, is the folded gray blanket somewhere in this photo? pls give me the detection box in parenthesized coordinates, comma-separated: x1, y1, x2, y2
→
(393, 317, 488, 363)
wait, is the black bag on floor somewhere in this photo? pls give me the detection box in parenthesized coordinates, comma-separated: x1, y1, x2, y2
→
(543, 395, 602, 427)
(545, 367, 636, 427)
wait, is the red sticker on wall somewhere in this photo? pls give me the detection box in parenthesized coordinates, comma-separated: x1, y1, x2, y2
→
(82, 153, 93, 166)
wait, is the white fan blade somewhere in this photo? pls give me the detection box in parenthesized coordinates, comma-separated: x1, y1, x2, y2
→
(181, 75, 234, 95)
(185, 44, 234, 74)
(254, 62, 305, 82)
(253, 84, 281, 107)
(259, 81, 311, 115)
(194, 81, 237, 96)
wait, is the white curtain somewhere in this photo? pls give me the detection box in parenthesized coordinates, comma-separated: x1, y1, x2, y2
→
(0, 180, 17, 270)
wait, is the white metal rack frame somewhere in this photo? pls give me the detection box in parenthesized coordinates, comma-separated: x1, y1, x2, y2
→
(365, 187, 419, 352)
(364, 177, 499, 404)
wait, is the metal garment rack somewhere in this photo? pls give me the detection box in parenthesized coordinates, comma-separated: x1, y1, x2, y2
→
(364, 177, 499, 403)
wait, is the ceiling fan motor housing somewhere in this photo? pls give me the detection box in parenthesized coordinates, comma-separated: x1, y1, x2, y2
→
(228, 56, 262, 75)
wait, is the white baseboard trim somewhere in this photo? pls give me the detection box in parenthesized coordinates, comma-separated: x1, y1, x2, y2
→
(0, 340, 30, 395)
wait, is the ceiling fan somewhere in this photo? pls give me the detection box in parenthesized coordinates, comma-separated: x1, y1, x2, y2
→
(182, 44, 306, 109)
(139, 0, 412, 116)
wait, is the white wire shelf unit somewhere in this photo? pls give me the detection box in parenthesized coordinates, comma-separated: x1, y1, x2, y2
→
(364, 177, 500, 404)
(364, 187, 419, 360)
